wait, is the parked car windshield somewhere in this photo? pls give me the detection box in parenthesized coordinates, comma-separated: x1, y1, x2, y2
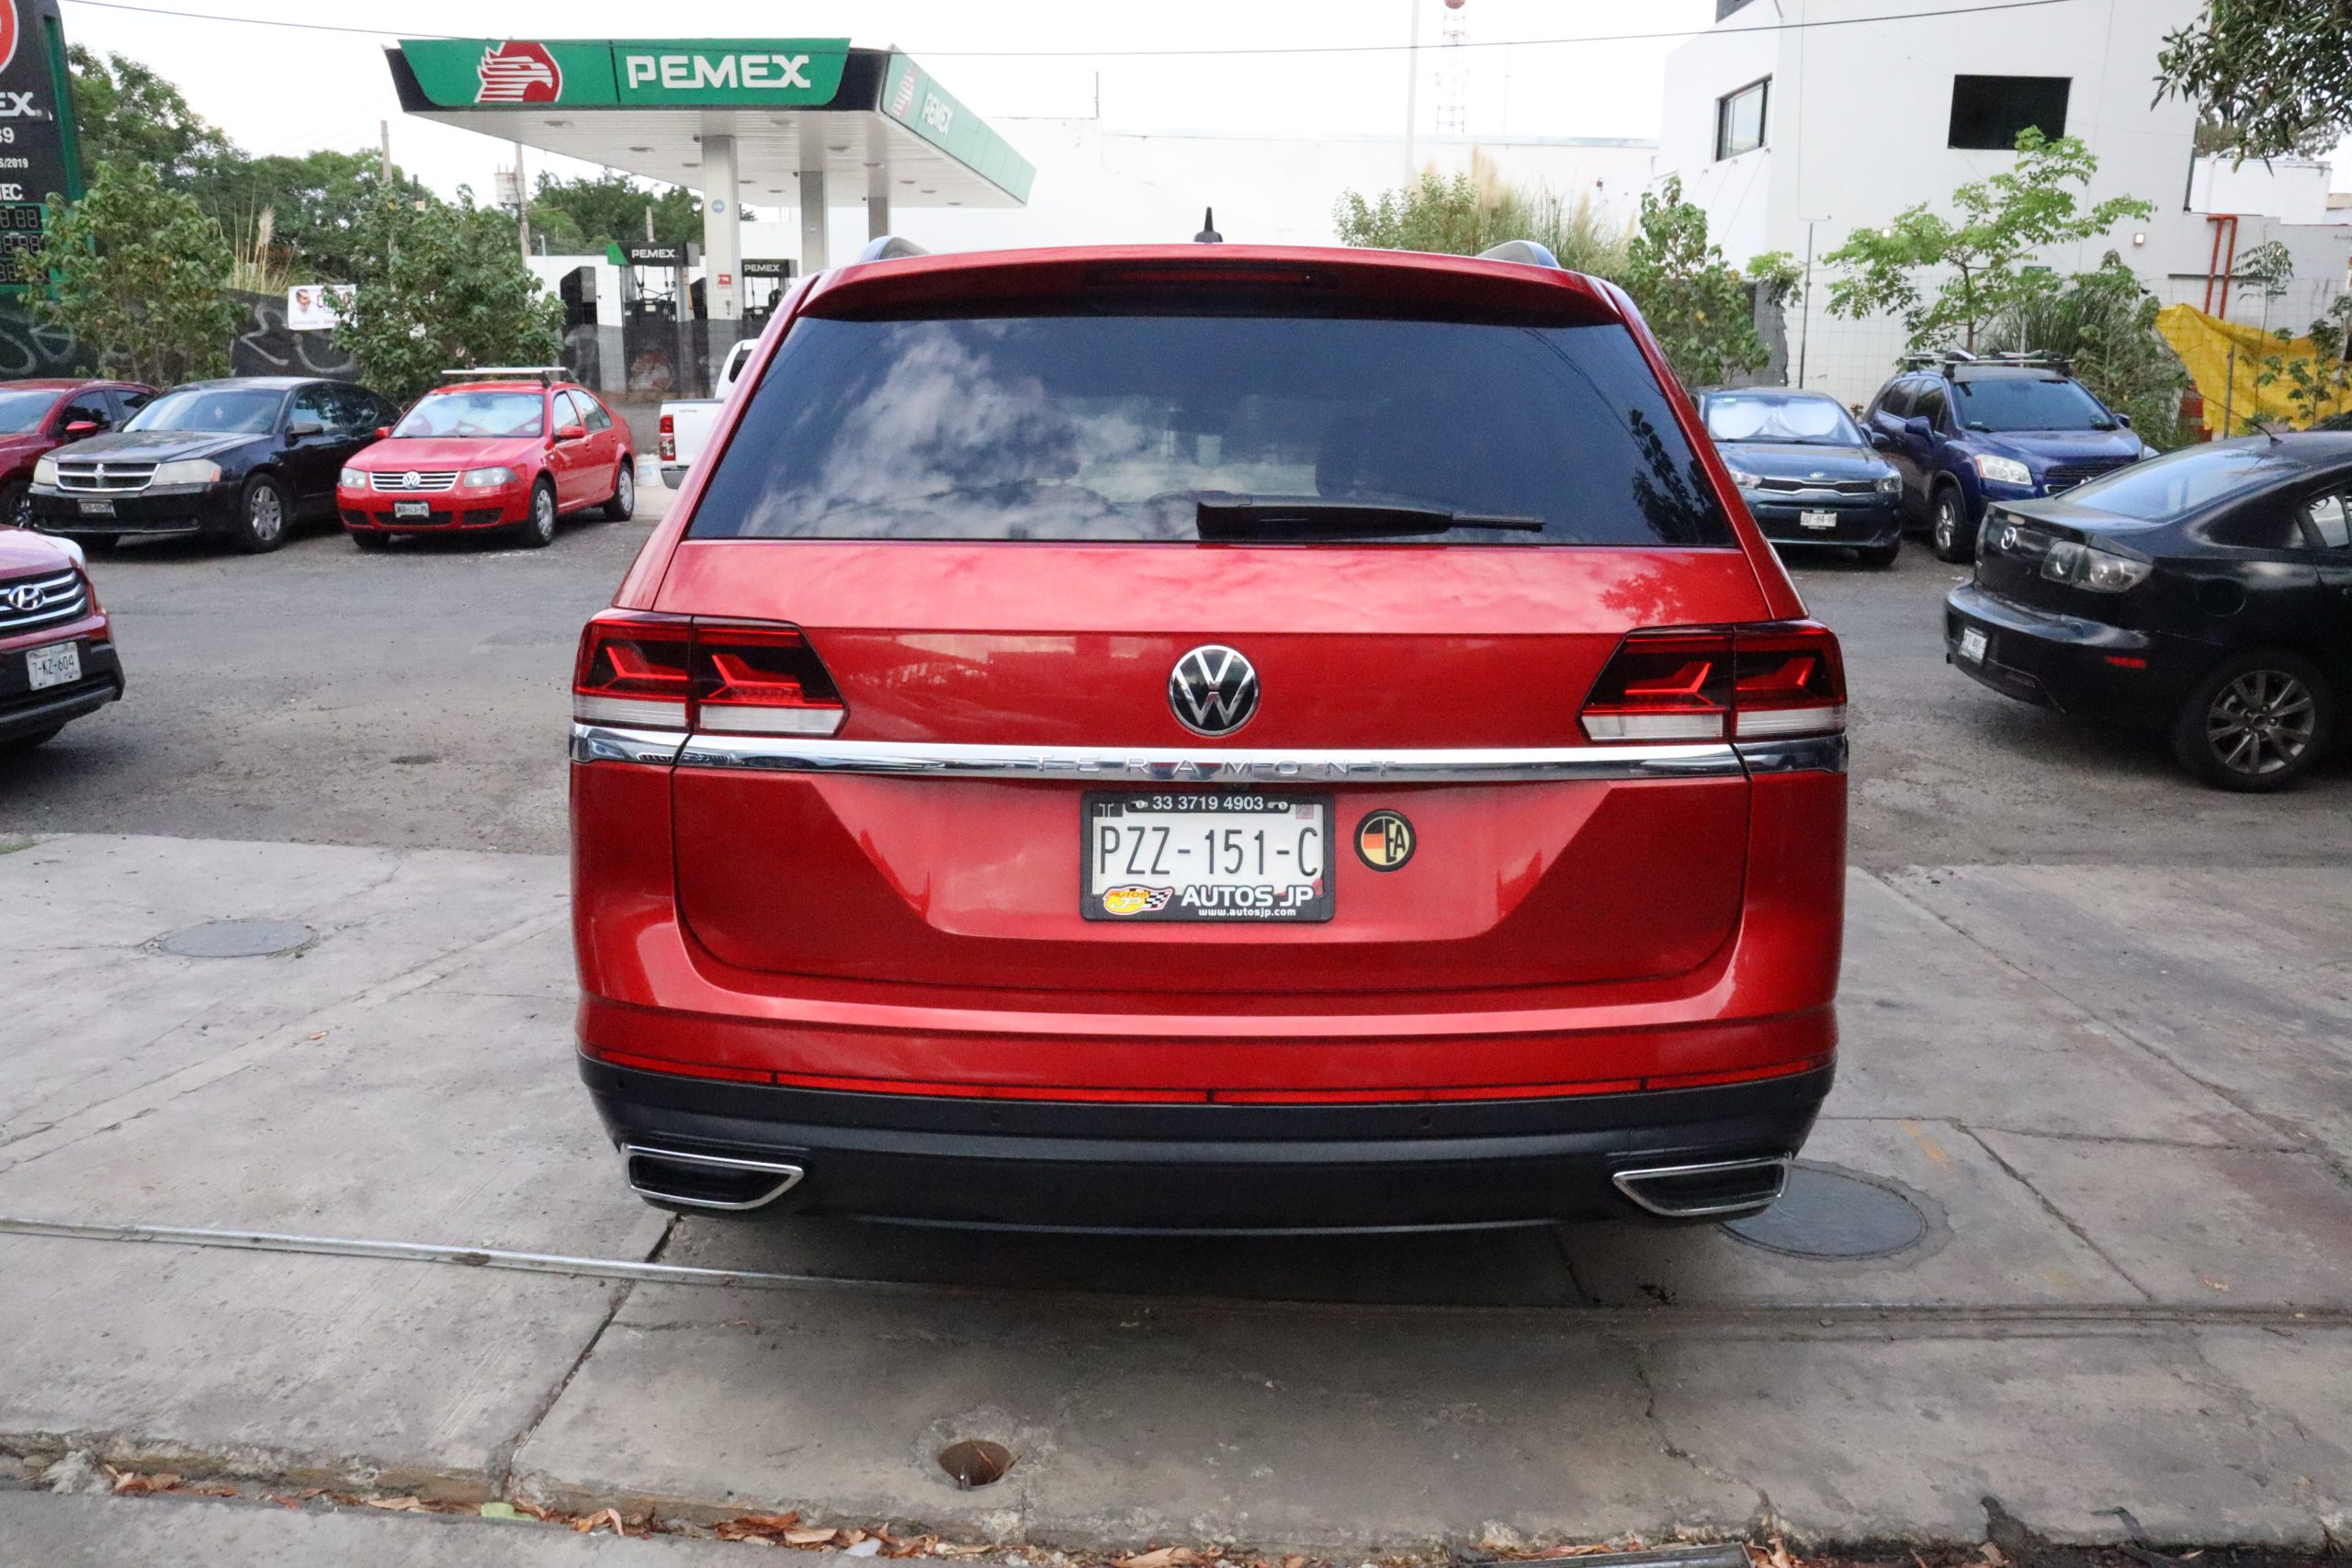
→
(393, 390, 546, 439)
(1702, 393, 1864, 446)
(2063, 442, 2297, 522)
(124, 388, 283, 435)
(0, 388, 61, 434)
(1951, 376, 2114, 432)
(688, 313, 1733, 546)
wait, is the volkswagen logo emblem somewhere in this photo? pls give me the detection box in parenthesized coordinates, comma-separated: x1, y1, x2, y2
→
(1169, 645, 1260, 737)
(6, 584, 44, 613)
(402, 471, 424, 490)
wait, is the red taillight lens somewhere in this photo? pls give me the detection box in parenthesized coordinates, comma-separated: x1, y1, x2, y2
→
(657, 413, 675, 461)
(572, 612, 844, 735)
(1581, 622, 1843, 744)
(691, 621, 844, 735)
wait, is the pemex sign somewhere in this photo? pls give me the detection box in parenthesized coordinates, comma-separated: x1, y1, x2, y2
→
(401, 38, 850, 108)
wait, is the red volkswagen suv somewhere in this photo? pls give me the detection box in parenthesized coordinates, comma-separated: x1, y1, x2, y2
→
(570, 240, 1847, 1230)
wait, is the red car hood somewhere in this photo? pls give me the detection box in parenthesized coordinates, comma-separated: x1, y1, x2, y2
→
(350, 435, 544, 472)
(0, 524, 80, 575)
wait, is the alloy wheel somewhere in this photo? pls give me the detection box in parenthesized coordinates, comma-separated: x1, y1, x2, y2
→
(249, 486, 284, 544)
(1933, 496, 1957, 553)
(533, 487, 556, 542)
(616, 467, 633, 514)
(2206, 669, 2316, 778)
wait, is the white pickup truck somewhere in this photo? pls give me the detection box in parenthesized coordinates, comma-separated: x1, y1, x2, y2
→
(658, 337, 756, 490)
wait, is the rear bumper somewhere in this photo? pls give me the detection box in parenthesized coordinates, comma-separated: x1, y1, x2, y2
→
(1943, 582, 2201, 728)
(581, 1054, 1833, 1229)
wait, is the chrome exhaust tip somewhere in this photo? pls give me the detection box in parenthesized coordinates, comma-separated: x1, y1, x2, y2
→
(1611, 1156, 1792, 1219)
(623, 1145, 806, 1213)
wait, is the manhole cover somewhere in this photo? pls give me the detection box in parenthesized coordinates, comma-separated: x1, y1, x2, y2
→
(935, 1438, 1012, 1490)
(1722, 1163, 1927, 1259)
(158, 919, 313, 959)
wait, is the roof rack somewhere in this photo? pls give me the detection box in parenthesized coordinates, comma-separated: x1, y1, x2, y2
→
(441, 367, 568, 385)
(856, 235, 930, 263)
(1899, 347, 2073, 375)
(1476, 239, 1563, 269)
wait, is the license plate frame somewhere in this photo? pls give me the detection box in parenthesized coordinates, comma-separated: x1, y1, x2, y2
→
(26, 639, 81, 691)
(77, 499, 115, 517)
(1799, 509, 1838, 531)
(391, 500, 431, 520)
(1081, 790, 1334, 923)
(1958, 626, 1989, 664)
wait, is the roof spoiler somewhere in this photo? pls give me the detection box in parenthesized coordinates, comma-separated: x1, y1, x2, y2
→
(856, 235, 930, 263)
(1476, 239, 1563, 269)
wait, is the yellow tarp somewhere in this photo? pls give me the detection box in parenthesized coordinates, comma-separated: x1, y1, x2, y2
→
(2155, 302, 2352, 433)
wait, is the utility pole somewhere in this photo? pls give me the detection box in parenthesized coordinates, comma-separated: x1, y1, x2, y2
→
(1402, 0, 1421, 181)
(513, 139, 530, 263)
(1796, 215, 1828, 389)
(379, 119, 392, 182)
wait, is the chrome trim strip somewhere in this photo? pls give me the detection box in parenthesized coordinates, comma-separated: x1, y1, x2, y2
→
(663, 732, 1747, 784)
(1611, 1156, 1792, 1219)
(571, 723, 686, 765)
(622, 1145, 806, 1213)
(1732, 734, 1849, 775)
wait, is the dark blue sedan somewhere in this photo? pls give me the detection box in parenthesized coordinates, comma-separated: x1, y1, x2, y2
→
(1700, 389, 1905, 568)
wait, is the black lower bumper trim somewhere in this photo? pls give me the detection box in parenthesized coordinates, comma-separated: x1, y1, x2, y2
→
(578, 1055, 1834, 1231)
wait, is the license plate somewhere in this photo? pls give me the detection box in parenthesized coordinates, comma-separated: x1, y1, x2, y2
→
(1083, 792, 1332, 922)
(1958, 627, 1988, 663)
(392, 501, 430, 520)
(77, 500, 115, 517)
(26, 640, 80, 691)
(1799, 509, 1838, 530)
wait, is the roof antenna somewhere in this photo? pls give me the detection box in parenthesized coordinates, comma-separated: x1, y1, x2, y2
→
(1194, 207, 1222, 243)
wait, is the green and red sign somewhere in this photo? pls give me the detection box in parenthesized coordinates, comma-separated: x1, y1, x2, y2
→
(880, 54, 1035, 203)
(401, 38, 851, 109)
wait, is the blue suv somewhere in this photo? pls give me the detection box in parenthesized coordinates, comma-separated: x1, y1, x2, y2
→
(1860, 353, 2154, 561)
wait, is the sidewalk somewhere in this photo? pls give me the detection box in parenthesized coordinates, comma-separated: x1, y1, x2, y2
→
(1, 832, 2346, 1553)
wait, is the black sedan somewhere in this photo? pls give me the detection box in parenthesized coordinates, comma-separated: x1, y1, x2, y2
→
(1700, 388, 1905, 567)
(1945, 433, 2352, 791)
(28, 377, 398, 554)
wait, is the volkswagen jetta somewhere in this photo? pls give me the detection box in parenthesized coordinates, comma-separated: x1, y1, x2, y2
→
(569, 239, 1849, 1231)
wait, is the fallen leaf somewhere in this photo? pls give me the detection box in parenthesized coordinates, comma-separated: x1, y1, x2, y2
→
(574, 1507, 628, 1535)
(480, 1501, 527, 1522)
(2202, 1276, 2231, 1292)
(1122, 1550, 1198, 1568)
(786, 1528, 841, 1546)
(741, 1512, 802, 1529)
(189, 1484, 238, 1498)
(363, 1496, 428, 1513)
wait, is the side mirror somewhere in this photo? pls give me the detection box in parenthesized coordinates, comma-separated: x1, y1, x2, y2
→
(286, 421, 325, 438)
(2115, 412, 2133, 429)
(1867, 431, 1892, 450)
(62, 420, 100, 435)
(374, 425, 393, 439)
(555, 423, 588, 443)
(1903, 416, 1934, 440)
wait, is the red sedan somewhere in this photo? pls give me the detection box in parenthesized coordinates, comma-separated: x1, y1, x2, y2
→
(0, 378, 156, 528)
(569, 240, 1847, 1230)
(338, 374, 635, 549)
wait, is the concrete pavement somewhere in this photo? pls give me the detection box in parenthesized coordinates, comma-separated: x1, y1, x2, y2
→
(1, 831, 2346, 1555)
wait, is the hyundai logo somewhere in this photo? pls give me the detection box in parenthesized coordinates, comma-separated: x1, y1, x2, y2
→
(1169, 646, 1260, 737)
(6, 584, 44, 613)
(402, 471, 424, 490)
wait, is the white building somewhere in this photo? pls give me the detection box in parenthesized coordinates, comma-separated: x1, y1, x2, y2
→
(1657, 0, 2352, 401)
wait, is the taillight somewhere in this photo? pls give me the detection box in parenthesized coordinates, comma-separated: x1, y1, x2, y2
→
(657, 413, 675, 461)
(1580, 622, 1843, 744)
(572, 612, 845, 736)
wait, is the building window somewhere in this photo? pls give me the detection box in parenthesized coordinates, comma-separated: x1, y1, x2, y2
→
(1948, 75, 2070, 150)
(1714, 78, 1769, 161)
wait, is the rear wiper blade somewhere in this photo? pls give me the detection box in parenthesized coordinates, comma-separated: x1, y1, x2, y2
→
(1195, 497, 1544, 540)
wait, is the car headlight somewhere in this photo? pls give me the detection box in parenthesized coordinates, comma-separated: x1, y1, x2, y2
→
(1729, 468, 1761, 490)
(150, 458, 222, 487)
(1875, 471, 1901, 494)
(32, 457, 57, 487)
(339, 467, 367, 489)
(461, 466, 518, 489)
(2041, 539, 2151, 592)
(1973, 454, 2032, 487)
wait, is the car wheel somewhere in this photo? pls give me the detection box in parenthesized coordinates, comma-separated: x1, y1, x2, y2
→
(1859, 539, 1901, 569)
(0, 478, 28, 528)
(1, 724, 63, 753)
(516, 479, 558, 549)
(1929, 484, 1973, 562)
(2170, 649, 2335, 792)
(601, 461, 636, 522)
(233, 475, 291, 554)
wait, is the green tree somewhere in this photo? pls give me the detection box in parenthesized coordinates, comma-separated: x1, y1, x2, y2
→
(1823, 129, 2154, 354)
(1331, 164, 1633, 275)
(195, 150, 433, 280)
(1987, 256, 2191, 447)
(28, 161, 235, 385)
(2255, 295, 2352, 429)
(334, 193, 563, 408)
(1619, 176, 1774, 389)
(66, 46, 234, 188)
(2157, 1, 2352, 163)
(527, 173, 700, 254)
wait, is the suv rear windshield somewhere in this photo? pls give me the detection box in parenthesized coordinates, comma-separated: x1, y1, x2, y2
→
(687, 313, 1732, 546)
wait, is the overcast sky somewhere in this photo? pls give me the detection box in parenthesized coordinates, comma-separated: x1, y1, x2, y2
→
(57, 0, 1721, 213)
